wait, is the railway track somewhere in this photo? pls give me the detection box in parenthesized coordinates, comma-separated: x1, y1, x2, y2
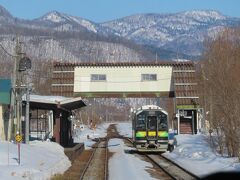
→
(79, 138, 109, 180)
(56, 138, 108, 180)
(55, 124, 199, 180)
(125, 137, 199, 180)
(79, 124, 120, 180)
(146, 154, 199, 180)
(55, 137, 112, 179)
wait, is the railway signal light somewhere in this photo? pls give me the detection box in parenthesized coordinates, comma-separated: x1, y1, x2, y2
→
(19, 56, 31, 71)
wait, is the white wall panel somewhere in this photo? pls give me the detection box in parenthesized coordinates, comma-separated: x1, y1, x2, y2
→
(74, 66, 173, 93)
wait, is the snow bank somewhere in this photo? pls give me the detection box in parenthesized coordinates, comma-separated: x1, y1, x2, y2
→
(163, 134, 240, 177)
(0, 141, 71, 180)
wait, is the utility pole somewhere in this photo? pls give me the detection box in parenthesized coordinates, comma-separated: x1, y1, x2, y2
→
(8, 37, 22, 140)
(8, 37, 29, 141)
(1, 37, 29, 141)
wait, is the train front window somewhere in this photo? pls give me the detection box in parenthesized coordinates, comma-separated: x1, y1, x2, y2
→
(136, 115, 145, 130)
(158, 114, 168, 130)
(148, 116, 157, 130)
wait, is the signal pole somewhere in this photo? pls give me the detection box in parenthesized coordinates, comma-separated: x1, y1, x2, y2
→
(15, 37, 24, 138)
(25, 74, 30, 143)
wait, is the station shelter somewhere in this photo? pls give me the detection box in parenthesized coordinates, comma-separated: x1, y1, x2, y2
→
(22, 95, 86, 147)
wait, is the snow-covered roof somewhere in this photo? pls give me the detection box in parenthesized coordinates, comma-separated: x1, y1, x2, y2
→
(22, 94, 69, 104)
(22, 94, 86, 110)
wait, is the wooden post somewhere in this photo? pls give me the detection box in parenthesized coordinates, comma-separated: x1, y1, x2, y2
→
(54, 109, 61, 144)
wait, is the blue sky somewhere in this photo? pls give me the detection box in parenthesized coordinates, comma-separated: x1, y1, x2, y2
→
(0, 0, 239, 22)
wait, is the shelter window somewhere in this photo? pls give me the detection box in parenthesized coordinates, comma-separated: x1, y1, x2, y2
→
(91, 74, 106, 81)
(141, 74, 157, 81)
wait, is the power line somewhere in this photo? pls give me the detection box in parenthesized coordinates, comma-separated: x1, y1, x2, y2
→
(0, 44, 17, 57)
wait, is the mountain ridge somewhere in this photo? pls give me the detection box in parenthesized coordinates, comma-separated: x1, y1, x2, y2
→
(102, 10, 240, 56)
(0, 5, 240, 60)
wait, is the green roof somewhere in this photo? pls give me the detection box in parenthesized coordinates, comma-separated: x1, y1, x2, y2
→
(0, 79, 11, 92)
(177, 105, 199, 109)
(0, 92, 10, 104)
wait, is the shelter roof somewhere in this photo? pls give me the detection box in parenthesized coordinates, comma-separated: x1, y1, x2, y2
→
(22, 95, 86, 111)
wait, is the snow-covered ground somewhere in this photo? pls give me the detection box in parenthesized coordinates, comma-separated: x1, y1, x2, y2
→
(108, 138, 155, 180)
(114, 122, 240, 177)
(73, 123, 110, 149)
(1, 121, 240, 179)
(163, 134, 240, 177)
(115, 122, 132, 138)
(0, 141, 71, 180)
(73, 122, 131, 149)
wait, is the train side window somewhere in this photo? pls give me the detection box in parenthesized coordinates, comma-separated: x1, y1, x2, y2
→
(136, 115, 145, 129)
(158, 114, 168, 130)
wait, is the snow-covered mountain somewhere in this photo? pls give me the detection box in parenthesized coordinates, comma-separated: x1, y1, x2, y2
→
(33, 11, 109, 34)
(0, 8, 114, 36)
(26, 10, 122, 38)
(0, 5, 240, 59)
(102, 10, 240, 56)
(0, 5, 152, 64)
(0, 5, 14, 23)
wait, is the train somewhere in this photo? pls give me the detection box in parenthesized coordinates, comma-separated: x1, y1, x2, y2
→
(132, 105, 175, 152)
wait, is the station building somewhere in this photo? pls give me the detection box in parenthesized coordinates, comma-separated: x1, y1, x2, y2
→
(51, 61, 203, 134)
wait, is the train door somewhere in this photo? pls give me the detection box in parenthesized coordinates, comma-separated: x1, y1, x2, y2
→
(147, 115, 157, 138)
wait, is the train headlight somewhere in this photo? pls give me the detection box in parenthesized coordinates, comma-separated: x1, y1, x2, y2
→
(136, 131, 146, 137)
(158, 131, 168, 137)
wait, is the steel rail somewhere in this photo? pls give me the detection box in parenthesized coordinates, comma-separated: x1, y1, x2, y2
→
(145, 154, 177, 179)
(79, 138, 109, 180)
(123, 137, 174, 179)
(124, 136, 199, 180)
(104, 138, 109, 180)
(160, 154, 200, 179)
(79, 139, 100, 180)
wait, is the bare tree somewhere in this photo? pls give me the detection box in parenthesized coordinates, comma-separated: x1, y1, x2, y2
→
(201, 28, 240, 158)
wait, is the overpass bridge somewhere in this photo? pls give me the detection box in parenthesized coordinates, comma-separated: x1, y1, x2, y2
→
(51, 61, 203, 135)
